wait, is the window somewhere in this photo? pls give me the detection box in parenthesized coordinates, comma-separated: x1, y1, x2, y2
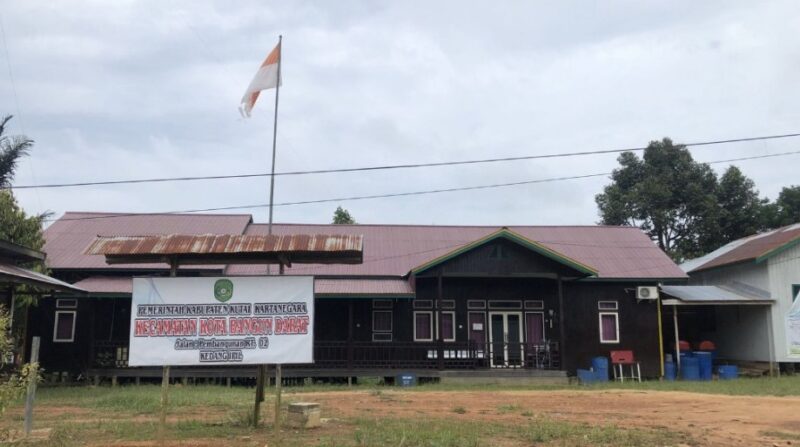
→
(56, 299, 77, 309)
(372, 311, 392, 333)
(413, 299, 433, 309)
(372, 333, 392, 342)
(53, 311, 76, 343)
(373, 299, 393, 309)
(467, 300, 486, 309)
(414, 311, 433, 341)
(598, 312, 619, 344)
(438, 300, 455, 310)
(488, 301, 522, 309)
(793, 284, 800, 302)
(525, 300, 544, 310)
(439, 311, 456, 342)
(598, 301, 618, 310)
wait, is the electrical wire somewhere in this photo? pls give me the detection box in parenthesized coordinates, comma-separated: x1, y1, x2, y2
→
(10, 132, 800, 190)
(44, 149, 800, 223)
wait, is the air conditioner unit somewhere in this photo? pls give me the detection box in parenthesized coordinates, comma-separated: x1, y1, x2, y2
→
(637, 286, 659, 300)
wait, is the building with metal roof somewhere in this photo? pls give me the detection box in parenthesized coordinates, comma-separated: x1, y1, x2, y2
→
(31, 211, 688, 382)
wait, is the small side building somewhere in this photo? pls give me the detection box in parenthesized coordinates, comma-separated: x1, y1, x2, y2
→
(661, 223, 800, 369)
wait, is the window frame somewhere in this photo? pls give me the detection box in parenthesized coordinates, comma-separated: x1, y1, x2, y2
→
(373, 299, 393, 309)
(413, 299, 433, 309)
(598, 300, 619, 311)
(598, 312, 620, 344)
(372, 310, 393, 333)
(438, 311, 456, 342)
(413, 311, 434, 342)
(372, 332, 392, 342)
(488, 300, 522, 310)
(53, 310, 77, 343)
(56, 298, 78, 309)
(792, 284, 800, 302)
(524, 300, 544, 310)
(467, 300, 486, 309)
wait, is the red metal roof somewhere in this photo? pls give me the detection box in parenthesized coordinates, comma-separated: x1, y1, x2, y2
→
(43, 212, 252, 270)
(689, 224, 800, 272)
(84, 234, 363, 265)
(315, 278, 414, 296)
(45, 213, 686, 280)
(0, 263, 85, 293)
(229, 223, 685, 279)
(72, 276, 411, 297)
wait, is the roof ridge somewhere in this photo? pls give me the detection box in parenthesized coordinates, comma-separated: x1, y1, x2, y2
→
(60, 211, 253, 218)
(247, 222, 638, 229)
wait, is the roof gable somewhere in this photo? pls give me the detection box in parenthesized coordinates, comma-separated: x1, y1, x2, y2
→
(44, 213, 687, 280)
(411, 228, 597, 276)
(688, 223, 800, 273)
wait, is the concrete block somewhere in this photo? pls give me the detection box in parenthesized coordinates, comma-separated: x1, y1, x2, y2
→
(287, 402, 321, 429)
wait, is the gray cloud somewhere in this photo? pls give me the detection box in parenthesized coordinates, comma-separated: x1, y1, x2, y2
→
(2, 1, 799, 226)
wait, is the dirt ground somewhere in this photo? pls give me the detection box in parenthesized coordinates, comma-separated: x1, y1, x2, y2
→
(300, 388, 800, 446)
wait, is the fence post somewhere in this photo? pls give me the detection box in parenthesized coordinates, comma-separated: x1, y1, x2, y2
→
(23, 336, 40, 437)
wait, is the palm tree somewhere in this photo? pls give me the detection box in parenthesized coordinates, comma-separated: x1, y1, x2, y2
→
(0, 115, 33, 188)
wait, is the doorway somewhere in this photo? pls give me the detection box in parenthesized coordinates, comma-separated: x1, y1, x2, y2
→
(489, 312, 523, 367)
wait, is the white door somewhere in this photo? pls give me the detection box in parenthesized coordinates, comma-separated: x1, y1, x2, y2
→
(489, 312, 524, 367)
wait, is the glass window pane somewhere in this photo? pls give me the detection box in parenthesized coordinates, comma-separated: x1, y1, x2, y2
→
(440, 313, 454, 340)
(55, 312, 75, 341)
(415, 313, 432, 340)
(373, 311, 392, 332)
(601, 314, 617, 342)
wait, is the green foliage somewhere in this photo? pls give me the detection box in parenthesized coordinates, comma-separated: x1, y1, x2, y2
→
(715, 166, 771, 244)
(773, 185, 800, 226)
(332, 206, 356, 224)
(0, 115, 33, 188)
(0, 306, 39, 419)
(596, 138, 721, 261)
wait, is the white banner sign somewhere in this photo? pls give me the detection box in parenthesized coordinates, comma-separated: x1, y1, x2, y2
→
(129, 276, 314, 366)
(788, 290, 800, 359)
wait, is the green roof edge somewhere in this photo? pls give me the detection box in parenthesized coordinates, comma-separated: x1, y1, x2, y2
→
(410, 228, 598, 276)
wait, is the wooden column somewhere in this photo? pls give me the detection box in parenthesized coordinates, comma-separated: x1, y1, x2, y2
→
(437, 272, 444, 370)
(557, 275, 566, 370)
(673, 305, 681, 372)
(347, 298, 354, 370)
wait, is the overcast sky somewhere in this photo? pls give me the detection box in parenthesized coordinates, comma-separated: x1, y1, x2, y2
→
(2, 1, 799, 226)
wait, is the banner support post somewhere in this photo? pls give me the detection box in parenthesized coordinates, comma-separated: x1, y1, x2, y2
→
(160, 259, 178, 435)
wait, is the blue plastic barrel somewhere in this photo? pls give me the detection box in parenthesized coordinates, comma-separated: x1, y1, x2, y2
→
(592, 357, 609, 382)
(680, 357, 700, 381)
(693, 351, 713, 381)
(664, 361, 676, 381)
(577, 369, 596, 384)
(717, 365, 738, 380)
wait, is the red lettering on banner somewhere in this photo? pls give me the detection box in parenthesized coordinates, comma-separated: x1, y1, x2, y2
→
(199, 318, 227, 336)
(274, 316, 309, 335)
(228, 317, 273, 335)
(134, 318, 198, 337)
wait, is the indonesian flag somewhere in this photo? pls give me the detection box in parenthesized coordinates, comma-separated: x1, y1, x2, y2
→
(239, 41, 281, 118)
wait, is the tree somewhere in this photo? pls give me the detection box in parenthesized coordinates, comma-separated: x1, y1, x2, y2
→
(0, 115, 33, 188)
(332, 206, 356, 224)
(715, 166, 770, 244)
(773, 185, 800, 226)
(0, 305, 39, 421)
(596, 138, 720, 261)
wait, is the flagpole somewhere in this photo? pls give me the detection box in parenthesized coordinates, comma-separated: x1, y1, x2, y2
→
(267, 35, 282, 237)
(254, 35, 282, 430)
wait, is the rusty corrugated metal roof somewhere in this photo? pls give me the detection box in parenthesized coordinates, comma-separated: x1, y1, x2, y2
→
(44, 212, 253, 270)
(84, 233, 363, 265)
(688, 224, 800, 272)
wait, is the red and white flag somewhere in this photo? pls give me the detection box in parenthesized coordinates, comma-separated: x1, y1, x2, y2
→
(240, 41, 281, 118)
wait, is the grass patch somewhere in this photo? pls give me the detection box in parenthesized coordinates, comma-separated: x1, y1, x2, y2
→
(451, 406, 467, 414)
(521, 417, 691, 446)
(496, 403, 521, 414)
(581, 376, 800, 397)
(761, 429, 800, 441)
